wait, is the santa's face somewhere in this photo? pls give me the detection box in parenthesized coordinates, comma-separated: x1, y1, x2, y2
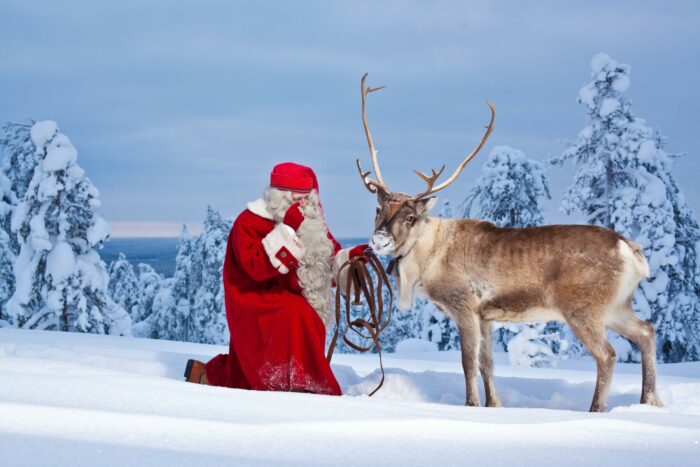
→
(291, 192, 310, 207)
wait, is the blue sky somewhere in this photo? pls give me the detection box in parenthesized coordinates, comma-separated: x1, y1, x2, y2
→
(1, 0, 698, 237)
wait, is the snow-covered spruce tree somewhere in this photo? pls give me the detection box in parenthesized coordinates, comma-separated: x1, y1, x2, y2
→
(0, 228, 13, 326)
(5, 121, 131, 334)
(149, 276, 177, 339)
(462, 145, 564, 366)
(506, 324, 564, 368)
(551, 53, 700, 363)
(190, 206, 230, 344)
(108, 253, 141, 321)
(0, 122, 43, 321)
(130, 262, 163, 336)
(147, 225, 196, 341)
(462, 145, 550, 228)
(0, 122, 42, 255)
(145, 208, 229, 344)
(0, 176, 14, 324)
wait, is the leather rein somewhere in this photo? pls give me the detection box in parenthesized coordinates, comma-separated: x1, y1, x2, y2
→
(326, 249, 393, 396)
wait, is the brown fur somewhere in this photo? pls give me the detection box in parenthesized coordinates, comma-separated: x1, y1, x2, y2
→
(370, 193, 661, 412)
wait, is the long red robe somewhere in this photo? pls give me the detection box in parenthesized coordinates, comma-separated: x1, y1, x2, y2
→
(205, 201, 343, 395)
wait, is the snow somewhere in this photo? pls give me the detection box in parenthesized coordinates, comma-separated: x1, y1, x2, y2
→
(28, 204, 51, 251)
(29, 120, 57, 149)
(7, 244, 38, 318)
(42, 133, 78, 172)
(590, 52, 613, 73)
(637, 139, 657, 162)
(46, 241, 75, 284)
(599, 98, 620, 117)
(613, 74, 631, 93)
(87, 215, 110, 246)
(1, 328, 698, 466)
(506, 324, 557, 368)
(395, 337, 438, 353)
(578, 84, 597, 108)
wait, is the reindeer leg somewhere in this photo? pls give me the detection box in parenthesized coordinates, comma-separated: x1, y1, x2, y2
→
(607, 305, 661, 407)
(479, 318, 501, 408)
(458, 312, 482, 407)
(567, 314, 616, 412)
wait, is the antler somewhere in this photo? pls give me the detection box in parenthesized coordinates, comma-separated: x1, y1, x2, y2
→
(411, 100, 496, 200)
(356, 159, 385, 194)
(357, 73, 389, 194)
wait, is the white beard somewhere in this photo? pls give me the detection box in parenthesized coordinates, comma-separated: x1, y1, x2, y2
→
(265, 188, 334, 325)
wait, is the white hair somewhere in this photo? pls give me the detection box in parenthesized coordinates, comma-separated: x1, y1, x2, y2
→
(264, 187, 334, 324)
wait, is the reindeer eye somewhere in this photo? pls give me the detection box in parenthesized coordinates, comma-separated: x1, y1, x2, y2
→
(375, 206, 381, 214)
(405, 214, 415, 223)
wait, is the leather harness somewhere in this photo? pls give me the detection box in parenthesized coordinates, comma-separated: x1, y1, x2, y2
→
(326, 249, 393, 396)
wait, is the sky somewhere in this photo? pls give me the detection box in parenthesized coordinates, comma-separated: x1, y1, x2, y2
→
(1, 0, 699, 238)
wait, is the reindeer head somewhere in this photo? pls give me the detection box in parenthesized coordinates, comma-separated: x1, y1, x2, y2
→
(369, 190, 437, 255)
(357, 73, 496, 257)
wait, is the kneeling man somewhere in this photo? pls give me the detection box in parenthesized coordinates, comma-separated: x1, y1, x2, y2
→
(185, 162, 366, 395)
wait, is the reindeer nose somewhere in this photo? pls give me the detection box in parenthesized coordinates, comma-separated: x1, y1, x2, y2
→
(369, 230, 395, 255)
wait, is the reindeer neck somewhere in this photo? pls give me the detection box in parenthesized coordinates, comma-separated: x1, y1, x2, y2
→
(395, 216, 441, 265)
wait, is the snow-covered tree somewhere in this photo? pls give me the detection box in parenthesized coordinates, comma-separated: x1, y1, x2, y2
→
(506, 324, 565, 367)
(0, 122, 42, 321)
(462, 145, 550, 226)
(5, 121, 130, 335)
(0, 228, 13, 326)
(0, 122, 41, 254)
(108, 253, 140, 319)
(144, 208, 229, 344)
(0, 177, 14, 324)
(149, 277, 177, 339)
(147, 226, 196, 341)
(551, 53, 700, 363)
(133, 262, 163, 327)
(190, 207, 229, 344)
(462, 146, 563, 366)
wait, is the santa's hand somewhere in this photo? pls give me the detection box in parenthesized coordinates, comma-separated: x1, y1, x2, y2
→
(349, 244, 370, 263)
(283, 202, 305, 231)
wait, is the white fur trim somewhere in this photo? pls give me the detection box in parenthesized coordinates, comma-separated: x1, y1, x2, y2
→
(262, 223, 306, 274)
(246, 198, 273, 220)
(333, 248, 357, 296)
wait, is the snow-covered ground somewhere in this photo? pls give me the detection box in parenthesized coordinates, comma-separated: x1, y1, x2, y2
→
(1, 328, 699, 466)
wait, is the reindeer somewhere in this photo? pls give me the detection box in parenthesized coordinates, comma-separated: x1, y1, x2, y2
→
(356, 74, 661, 412)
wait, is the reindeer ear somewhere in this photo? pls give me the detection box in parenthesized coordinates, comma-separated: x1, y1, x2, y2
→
(416, 196, 437, 215)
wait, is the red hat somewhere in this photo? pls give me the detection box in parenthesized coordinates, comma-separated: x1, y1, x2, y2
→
(270, 162, 319, 194)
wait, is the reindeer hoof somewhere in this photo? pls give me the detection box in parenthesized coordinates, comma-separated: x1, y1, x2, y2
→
(641, 392, 663, 407)
(486, 397, 502, 408)
(588, 403, 606, 413)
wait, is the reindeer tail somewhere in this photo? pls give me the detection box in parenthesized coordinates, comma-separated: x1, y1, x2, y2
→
(624, 239, 650, 278)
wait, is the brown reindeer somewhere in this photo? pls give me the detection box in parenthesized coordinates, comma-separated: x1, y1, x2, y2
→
(356, 74, 661, 412)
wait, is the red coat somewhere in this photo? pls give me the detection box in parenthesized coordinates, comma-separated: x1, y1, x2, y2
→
(205, 199, 343, 395)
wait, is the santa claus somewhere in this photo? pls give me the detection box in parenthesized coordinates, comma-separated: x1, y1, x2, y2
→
(184, 162, 367, 395)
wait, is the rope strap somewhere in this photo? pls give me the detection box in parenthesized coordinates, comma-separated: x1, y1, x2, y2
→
(326, 249, 393, 396)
